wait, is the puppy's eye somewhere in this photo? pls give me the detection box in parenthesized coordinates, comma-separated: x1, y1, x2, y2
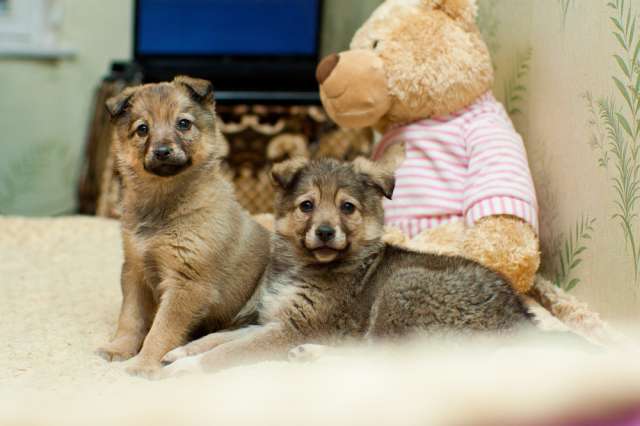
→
(372, 40, 380, 49)
(340, 202, 356, 215)
(299, 200, 314, 213)
(136, 124, 149, 137)
(177, 119, 192, 131)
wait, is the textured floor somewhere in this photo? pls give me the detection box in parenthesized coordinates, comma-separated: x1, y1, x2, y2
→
(1, 216, 639, 425)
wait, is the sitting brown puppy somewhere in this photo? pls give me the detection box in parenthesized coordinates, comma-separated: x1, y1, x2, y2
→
(160, 145, 531, 376)
(97, 76, 270, 377)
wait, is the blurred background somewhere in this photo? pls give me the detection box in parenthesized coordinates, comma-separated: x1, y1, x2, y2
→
(0, 0, 381, 217)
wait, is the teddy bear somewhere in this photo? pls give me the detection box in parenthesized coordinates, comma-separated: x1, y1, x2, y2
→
(315, 0, 540, 294)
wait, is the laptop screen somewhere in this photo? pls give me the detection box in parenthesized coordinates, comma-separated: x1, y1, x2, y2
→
(136, 0, 321, 57)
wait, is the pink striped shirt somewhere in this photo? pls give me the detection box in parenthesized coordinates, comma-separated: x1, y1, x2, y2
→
(372, 92, 538, 238)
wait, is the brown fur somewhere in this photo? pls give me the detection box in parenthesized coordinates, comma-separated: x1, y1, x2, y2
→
(160, 147, 530, 377)
(96, 76, 270, 377)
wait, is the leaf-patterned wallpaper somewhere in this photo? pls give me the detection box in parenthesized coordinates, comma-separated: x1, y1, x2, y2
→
(478, 0, 640, 323)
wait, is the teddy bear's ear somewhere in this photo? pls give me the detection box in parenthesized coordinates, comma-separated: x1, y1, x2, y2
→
(425, 0, 478, 27)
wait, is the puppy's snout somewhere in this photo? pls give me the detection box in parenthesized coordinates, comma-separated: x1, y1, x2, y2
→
(315, 225, 336, 242)
(145, 142, 189, 177)
(316, 53, 340, 84)
(154, 145, 173, 160)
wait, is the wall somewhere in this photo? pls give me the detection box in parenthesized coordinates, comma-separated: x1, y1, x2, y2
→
(478, 0, 640, 323)
(321, 0, 383, 56)
(0, 0, 132, 215)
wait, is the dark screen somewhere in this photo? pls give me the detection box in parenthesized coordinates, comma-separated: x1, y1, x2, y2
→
(137, 0, 319, 56)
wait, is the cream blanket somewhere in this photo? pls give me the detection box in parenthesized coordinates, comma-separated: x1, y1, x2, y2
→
(1, 216, 639, 425)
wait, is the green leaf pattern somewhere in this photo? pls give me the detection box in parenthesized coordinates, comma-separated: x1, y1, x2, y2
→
(558, 0, 573, 29)
(554, 216, 596, 291)
(582, 0, 640, 281)
(503, 47, 532, 117)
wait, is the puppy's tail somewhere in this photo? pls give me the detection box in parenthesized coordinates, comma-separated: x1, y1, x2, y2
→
(524, 276, 638, 351)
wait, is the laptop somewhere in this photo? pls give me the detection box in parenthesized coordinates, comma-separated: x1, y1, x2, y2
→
(133, 0, 323, 104)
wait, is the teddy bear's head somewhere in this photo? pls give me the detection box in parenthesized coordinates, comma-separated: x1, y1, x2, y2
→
(317, 0, 493, 132)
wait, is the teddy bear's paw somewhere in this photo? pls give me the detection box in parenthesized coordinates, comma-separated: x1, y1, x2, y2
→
(252, 213, 275, 232)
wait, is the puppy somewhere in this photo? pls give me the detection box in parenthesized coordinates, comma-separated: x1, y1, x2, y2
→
(160, 145, 531, 376)
(97, 76, 270, 377)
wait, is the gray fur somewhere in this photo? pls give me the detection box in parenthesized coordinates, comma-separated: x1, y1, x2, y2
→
(253, 235, 530, 344)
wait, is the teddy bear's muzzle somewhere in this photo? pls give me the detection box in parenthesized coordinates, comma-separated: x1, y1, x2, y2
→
(317, 49, 392, 129)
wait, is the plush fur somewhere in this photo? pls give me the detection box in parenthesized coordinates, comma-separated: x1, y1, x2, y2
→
(317, 0, 540, 293)
(319, 0, 492, 132)
(97, 77, 271, 377)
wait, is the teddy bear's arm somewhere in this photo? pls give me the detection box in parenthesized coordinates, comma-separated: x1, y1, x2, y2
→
(462, 215, 540, 294)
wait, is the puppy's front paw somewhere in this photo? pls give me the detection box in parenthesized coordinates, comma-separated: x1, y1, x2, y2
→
(96, 336, 141, 362)
(124, 357, 163, 379)
(158, 354, 205, 379)
(288, 344, 328, 363)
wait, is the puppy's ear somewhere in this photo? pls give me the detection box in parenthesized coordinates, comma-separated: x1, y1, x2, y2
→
(105, 87, 136, 119)
(354, 159, 396, 199)
(174, 75, 214, 104)
(270, 157, 308, 191)
(354, 143, 405, 199)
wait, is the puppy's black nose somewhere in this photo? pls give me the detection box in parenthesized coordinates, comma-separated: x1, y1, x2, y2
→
(316, 225, 335, 242)
(154, 146, 172, 160)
